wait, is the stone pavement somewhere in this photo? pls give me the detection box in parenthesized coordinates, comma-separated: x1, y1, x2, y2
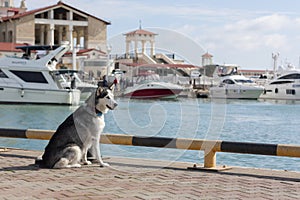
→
(1, 148, 300, 200)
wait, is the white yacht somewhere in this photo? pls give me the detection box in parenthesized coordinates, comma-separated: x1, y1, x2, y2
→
(0, 43, 80, 105)
(53, 69, 97, 100)
(259, 70, 300, 100)
(210, 66, 264, 99)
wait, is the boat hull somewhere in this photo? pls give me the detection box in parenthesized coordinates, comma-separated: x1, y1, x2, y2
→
(0, 87, 80, 105)
(259, 83, 300, 100)
(210, 87, 264, 99)
(124, 88, 182, 99)
(123, 82, 183, 99)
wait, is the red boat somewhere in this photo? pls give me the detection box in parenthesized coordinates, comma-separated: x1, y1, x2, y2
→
(123, 72, 183, 99)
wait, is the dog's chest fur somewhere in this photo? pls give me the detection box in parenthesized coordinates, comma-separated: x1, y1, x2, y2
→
(73, 105, 105, 145)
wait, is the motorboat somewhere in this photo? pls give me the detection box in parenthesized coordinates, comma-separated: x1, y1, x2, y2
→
(210, 66, 264, 99)
(0, 43, 80, 105)
(259, 70, 300, 100)
(123, 71, 183, 99)
(53, 69, 97, 100)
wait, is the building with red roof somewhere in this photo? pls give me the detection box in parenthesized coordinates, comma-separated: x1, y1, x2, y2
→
(0, 42, 28, 57)
(124, 26, 157, 59)
(0, 0, 26, 17)
(0, 1, 110, 52)
(201, 52, 213, 66)
(0, 1, 112, 80)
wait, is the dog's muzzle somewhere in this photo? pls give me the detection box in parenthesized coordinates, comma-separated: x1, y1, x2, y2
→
(107, 102, 118, 110)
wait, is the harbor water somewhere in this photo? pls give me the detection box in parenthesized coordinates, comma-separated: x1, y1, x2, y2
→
(0, 98, 300, 172)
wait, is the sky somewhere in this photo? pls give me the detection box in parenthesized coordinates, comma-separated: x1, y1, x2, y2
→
(17, 0, 300, 70)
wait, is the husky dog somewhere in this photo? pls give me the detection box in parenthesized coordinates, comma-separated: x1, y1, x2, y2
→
(36, 85, 117, 168)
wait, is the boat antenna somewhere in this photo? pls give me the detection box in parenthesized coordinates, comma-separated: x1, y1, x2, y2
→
(139, 20, 142, 29)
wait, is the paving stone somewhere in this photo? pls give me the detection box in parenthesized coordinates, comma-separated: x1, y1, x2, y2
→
(1, 148, 300, 199)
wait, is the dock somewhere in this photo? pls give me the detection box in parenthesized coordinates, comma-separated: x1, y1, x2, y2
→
(1, 148, 300, 199)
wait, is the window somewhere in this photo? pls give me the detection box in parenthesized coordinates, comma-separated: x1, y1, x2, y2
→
(279, 73, 300, 79)
(0, 69, 8, 78)
(223, 79, 235, 84)
(10, 70, 48, 83)
(286, 89, 296, 95)
(270, 80, 294, 85)
(235, 79, 253, 83)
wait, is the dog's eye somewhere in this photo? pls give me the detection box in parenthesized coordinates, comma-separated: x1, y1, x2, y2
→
(107, 96, 110, 99)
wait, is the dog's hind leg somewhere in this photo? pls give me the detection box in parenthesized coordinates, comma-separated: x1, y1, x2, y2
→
(53, 146, 82, 169)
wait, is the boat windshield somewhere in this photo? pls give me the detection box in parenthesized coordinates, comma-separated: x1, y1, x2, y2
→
(234, 79, 253, 83)
(136, 73, 160, 84)
(278, 73, 300, 80)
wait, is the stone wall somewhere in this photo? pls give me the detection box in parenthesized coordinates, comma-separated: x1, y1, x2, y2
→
(86, 16, 107, 51)
(15, 14, 35, 44)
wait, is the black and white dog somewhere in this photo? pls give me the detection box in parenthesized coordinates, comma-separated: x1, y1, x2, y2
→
(36, 85, 117, 168)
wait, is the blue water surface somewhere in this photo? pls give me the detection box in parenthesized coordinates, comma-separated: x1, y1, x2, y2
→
(0, 98, 299, 171)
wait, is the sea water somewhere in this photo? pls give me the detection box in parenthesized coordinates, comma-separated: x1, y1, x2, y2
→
(0, 98, 299, 172)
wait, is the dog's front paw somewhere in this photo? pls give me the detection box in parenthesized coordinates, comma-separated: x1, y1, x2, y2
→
(100, 162, 110, 167)
(83, 160, 92, 165)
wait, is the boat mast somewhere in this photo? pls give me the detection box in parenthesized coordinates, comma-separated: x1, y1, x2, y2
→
(272, 52, 279, 78)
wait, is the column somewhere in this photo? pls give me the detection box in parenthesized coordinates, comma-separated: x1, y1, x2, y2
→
(77, 30, 82, 48)
(49, 9, 54, 19)
(125, 41, 130, 58)
(150, 41, 155, 57)
(67, 11, 74, 49)
(58, 26, 63, 45)
(68, 25, 73, 50)
(47, 24, 55, 46)
(68, 10, 73, 20)
(134, 39, 138, 58)
(40, 25, 45, 45)
(141, 40, 146, 54)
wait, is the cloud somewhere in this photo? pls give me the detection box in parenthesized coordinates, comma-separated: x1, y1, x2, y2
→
(225, 14, 291, 33)
(199, 14, 295, 53)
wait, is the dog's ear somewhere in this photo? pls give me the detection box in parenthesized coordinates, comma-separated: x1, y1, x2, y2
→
(108, 83, 115, 92)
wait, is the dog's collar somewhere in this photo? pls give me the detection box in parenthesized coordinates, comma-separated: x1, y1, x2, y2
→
(96, 110, 103, 117)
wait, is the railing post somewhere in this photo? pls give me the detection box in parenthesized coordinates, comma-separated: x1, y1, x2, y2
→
(204, 149, 216, 168)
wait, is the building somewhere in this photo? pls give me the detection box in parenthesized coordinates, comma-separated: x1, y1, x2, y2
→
(201, 52, 213, 66)
(0, 42, 27, 57)
(124, 27, 157, 59)
(62, 48, 108, 80)
(0, 0, 26, 17)
(0, 1, 110, 50)
(0, 1, 111, 79)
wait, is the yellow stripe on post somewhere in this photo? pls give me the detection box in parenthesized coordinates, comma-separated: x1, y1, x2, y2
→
(101, 134, 133, 146)
(277, 144, 300, 157)
(202, 140, 222, 152)
(176, 138, 204, 150)
(176, 139, 222, 151)
(26, 129, 55, 140)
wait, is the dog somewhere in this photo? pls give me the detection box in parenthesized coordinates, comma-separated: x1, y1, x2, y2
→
(36, 85, 118, 168)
